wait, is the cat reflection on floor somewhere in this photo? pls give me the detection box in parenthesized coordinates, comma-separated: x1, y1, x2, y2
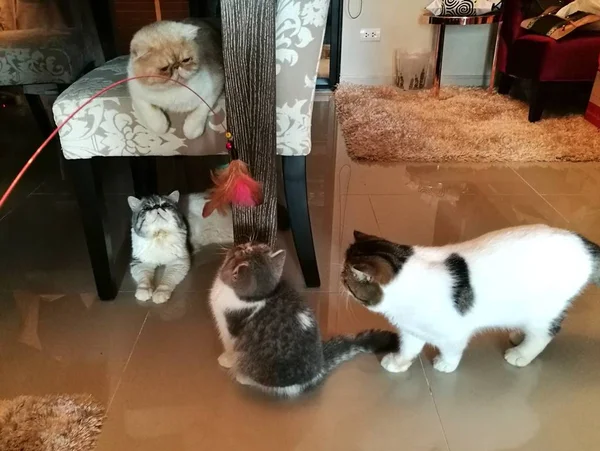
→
(128, 191, 232, 304)
(127, 19, 224, 140)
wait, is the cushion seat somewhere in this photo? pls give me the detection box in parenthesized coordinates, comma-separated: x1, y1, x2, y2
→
(507, 31, 600, 82)
(52, 56, 227, 159)
(0, 28, 88, 85)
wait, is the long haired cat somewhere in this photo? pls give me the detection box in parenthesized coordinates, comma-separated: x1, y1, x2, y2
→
(128, 191, 232, 304)
(209, 243, 398, 396)
(342, 225, 600, 373)
(127, 19, 224, 140)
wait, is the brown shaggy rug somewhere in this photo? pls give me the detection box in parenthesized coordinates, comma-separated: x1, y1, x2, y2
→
(0, 394, 104, 451)
(334, 84, 600, 163)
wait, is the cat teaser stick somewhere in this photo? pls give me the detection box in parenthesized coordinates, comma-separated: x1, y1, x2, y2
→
(0, 76, 263, 212)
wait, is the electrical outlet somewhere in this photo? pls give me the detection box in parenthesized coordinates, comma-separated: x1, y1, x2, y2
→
(360, 28, 381, 42)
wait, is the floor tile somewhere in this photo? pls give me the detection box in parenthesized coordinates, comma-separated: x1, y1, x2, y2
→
(513, 163, 600, 196)
(0, 291, 147, 405)
(422, 288, 600, 451)
(370, 192, 568, 247)
(95, 291, 448, 451)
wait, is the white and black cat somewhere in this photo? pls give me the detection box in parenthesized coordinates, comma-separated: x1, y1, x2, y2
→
(342, 225, 600, 373)
(128, 191, 232, 304)
(209, 242, 398, 396)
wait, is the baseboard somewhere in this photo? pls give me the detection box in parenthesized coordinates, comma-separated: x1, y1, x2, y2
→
(339, 75, 396, 85)
(340, 74, 491, 87)
(441, 74, 491, 87)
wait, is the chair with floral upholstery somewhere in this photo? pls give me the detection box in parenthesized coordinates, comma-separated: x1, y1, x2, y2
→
(0, 0, 103, 133)
(52, 0, 327, 300)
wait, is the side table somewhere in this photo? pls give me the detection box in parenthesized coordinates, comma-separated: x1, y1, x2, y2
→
(426, 12, 503, 96)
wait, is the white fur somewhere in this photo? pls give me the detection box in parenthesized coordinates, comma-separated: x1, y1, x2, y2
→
(367, 225, 596, 373)
(127, 23, 224, 139)
(297, 311, 313, 330)
(180, 194, 233, 251)
(130, 197, 190, 304)
(209, 278, 265, 354)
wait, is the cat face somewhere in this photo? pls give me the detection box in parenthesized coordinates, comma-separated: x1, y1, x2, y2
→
(219, 243, 286, 299)
(128, 191, 187, 236)
(342, 231, 410, 308)
(130, 21, 201, 86)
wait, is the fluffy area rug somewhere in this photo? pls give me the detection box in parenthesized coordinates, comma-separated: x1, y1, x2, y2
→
(0, 394, 104, 451)
(334, 84, 600, 163)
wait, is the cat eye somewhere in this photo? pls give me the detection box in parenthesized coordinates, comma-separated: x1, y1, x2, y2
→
(160, 66, 169, 72)
(181, 57, 192, 63)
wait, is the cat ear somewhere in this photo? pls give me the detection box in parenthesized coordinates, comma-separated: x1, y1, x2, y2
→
(130, 43, 148, 60)
(354, 230, 375, 242)
(232, 261, 249, 280)
(128, 196, 142, 211)
(351, 265, 373, 282)
(180, 23, 200, 41)
(168, 190, 180, 203)
(270, 249, 286, 280)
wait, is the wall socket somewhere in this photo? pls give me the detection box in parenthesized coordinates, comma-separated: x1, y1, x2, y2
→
(359, 28, 381, 42)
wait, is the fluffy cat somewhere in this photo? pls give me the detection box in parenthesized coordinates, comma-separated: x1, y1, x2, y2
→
(209, 242, 398, 396)
(342, 225, 600, 373)
(127, 19, 224, 140)
(128, 191, 232, 304)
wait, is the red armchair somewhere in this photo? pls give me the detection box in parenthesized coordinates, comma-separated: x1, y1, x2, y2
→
(497, 0, 600, 122)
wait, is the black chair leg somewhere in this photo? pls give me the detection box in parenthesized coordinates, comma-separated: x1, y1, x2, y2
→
(68, 158, 117, 301)
(277, 203, 290, 231)
(282, 156, 320, 288)
(130, 157, 158, 197)
(497, 72, 514, 95)
(25, 93, 53, 137)
(529, 81, 547, 123)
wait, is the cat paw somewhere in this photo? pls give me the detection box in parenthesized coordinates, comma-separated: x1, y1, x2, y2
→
(509, 331, 524, 346)
(218, 352, 236, 369)
(135, 287, 153, 302)
(433, 356, 459, 373)
(381, 353, 412, 373)
(183, 116, 206, 140)
(144, 110, 169, 135)
(504, 347, 533, 367)
(152, 288, 171, 304)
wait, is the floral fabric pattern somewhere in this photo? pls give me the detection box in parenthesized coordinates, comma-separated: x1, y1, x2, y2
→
(53, 0, 329, 159)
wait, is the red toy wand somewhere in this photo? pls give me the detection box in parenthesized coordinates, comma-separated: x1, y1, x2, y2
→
(0, 76, 263, 212)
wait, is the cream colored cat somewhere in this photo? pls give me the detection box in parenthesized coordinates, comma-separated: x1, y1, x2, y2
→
(127, 19, 224, 140)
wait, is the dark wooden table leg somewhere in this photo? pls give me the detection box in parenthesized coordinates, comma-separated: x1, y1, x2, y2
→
(433, 24, 446, 97)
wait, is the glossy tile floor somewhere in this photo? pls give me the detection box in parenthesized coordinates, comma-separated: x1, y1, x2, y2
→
(2, 97, 600, 450)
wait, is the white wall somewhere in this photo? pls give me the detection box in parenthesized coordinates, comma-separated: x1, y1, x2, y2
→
(340, 0, 497, 86)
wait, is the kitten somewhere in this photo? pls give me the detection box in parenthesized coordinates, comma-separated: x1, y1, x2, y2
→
(128, 191, 232, 304)
(342, 225, 600, 373)
(209, 243, 398, 396)
(127, 19, 224, 140)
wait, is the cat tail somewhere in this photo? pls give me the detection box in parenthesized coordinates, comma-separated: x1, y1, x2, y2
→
(321, 330, 399, 374)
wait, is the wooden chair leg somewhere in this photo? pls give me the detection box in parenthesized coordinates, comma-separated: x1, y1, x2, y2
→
(529, 81, 547, 123)
(282, 156, 321, 288)
(68, 158, 117, 300)
(130, 157, 158, 197)
(25, 93, 53, 137)
(497, 72, 514, 95)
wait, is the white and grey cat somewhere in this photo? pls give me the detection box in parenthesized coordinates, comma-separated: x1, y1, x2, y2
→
(342, 225, 600, 373)
(128, 19, 224, 140)
(128, 191, 232, 304)
(209, 242, 398, 396)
